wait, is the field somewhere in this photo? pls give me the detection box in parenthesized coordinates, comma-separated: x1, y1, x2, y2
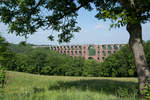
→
(3, 71, 140, 100)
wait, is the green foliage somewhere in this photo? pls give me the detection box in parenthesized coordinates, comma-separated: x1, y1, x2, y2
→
(99, 41, 150, 77)
(82, 60, 100, 77)
(99, 41, 149, 77)
(4, 42, 100, 76)
(0, 36, 11, 66)
(0, 0, 150, 41)
(141, 79, 150, 100)
(1, 40, 150, 77)
(100, 44, 135, 77)
(0, 66, 6, 88)
(0, 36, 9, 99)
(0, 65, 6, 100)
(8, 42, 33, 54)
(116, 87, 138, 98)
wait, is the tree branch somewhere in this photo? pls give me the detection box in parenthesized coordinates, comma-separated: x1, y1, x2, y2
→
(34, 0, 43, 9)
(45, 4, 84, 29)
(57, 4, 84, 20)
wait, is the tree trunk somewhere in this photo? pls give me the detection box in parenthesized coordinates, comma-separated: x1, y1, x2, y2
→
(127, 23, 150, 99)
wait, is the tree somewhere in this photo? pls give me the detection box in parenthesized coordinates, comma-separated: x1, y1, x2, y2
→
(0, 0, 150, 98)
(101, 45, 136, 77)
(0, 36, 11, 67)
(83, 59, 99, 77)
(0, 36, 10, 98)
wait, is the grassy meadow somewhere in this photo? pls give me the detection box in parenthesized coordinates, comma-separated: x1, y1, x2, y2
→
(2, 71, 140, 100)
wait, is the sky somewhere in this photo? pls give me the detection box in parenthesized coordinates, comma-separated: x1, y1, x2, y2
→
(0, 8, 150, 45)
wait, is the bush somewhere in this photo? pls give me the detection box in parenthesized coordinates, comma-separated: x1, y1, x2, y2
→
(141, 79, 150, 100)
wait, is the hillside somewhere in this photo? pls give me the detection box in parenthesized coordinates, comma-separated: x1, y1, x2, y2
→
(3, 71, 139, 100)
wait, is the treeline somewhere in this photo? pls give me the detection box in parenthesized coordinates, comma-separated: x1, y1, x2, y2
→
(101, 41, 150, 77)
(1, 36, 150, 77)
(5, 42, 101, 76)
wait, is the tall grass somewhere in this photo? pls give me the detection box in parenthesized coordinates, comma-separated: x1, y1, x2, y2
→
(3, 71, 140, 100)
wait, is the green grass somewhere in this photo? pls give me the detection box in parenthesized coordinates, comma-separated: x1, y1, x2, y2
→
(3, 71, 140, 100)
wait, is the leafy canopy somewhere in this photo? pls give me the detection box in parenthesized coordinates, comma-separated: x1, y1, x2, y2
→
(0, 0, 150, 42)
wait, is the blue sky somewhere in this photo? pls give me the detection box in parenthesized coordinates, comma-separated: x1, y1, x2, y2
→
(0, 8, 150, 45)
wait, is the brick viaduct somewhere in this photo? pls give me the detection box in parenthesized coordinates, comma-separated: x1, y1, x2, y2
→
(33, 44, 125, 62)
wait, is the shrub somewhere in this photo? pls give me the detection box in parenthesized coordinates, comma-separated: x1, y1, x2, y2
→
(141, 79, 150, 100)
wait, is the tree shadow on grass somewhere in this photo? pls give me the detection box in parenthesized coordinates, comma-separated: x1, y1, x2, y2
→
(48, 79, 138, 97)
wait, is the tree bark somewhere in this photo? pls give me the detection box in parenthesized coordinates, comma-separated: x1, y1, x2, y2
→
(127, 23, 150, 99)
